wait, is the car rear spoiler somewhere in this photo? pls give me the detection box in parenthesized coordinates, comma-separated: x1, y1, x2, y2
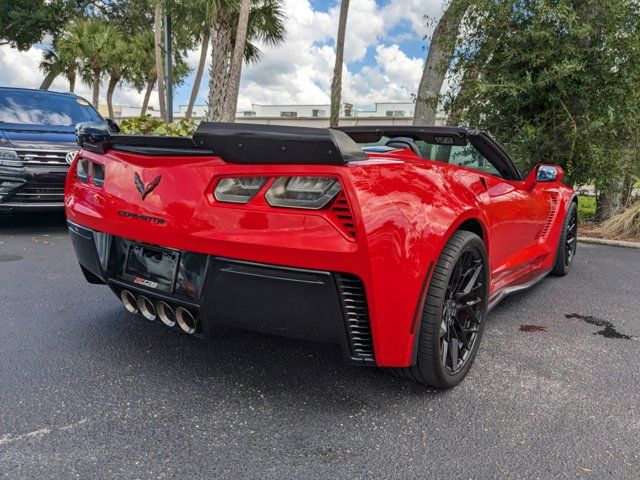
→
(76, 121, 368, 165)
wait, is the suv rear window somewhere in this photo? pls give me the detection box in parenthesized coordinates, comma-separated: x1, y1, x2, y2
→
(0, 90, 101, 127)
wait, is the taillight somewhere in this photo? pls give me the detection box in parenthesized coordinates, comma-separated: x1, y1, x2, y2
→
(77, 158, 89, 182)
(75, 157, 104, 186)
(92, 163, 105, 186)
(265, 177, 341, 209)
(214, 177, 268, 204)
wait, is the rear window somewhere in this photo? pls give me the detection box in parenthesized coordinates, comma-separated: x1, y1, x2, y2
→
(0, 90, 101, 127)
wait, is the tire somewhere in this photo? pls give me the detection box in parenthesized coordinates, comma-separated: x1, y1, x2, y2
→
(551, 201, 578, 276)
(392, 230, 489, 388)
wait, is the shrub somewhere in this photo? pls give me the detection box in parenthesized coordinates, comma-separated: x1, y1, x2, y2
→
(118, 116, 197, 137)
(601, 202, 640, 240)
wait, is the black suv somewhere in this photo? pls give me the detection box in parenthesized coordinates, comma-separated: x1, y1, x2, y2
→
(0, 87, 103, 212)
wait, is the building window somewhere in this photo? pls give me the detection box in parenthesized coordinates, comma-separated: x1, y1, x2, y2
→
(280, 111, 297, 118)
(243, 111, 256, 117)
(386, 110, 405, 117)
(312, 109, 325, 117)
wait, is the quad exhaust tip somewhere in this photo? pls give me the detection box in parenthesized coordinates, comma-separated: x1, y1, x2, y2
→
(120, 290, 138, 314)
(137, 295, 157, 322)
(156, 301, 176, 328)
(120, 290, 197, 333)
(175, 307, 198, 334)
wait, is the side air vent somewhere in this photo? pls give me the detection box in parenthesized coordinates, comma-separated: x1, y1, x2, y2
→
(335, 273, 375, 363)
(329, 191, 357, 239)
(540, 193, 559, 240)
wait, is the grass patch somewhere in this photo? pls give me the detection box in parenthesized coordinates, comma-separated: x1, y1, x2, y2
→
(578, 195, 596, 219)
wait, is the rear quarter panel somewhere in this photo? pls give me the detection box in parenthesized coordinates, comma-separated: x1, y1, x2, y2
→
(345, 157, 491, 365)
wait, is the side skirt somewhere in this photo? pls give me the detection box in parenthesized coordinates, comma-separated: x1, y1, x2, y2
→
(488, 268, 552, 311)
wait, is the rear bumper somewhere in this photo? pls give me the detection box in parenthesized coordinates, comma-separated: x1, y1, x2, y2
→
(68, 220, 376, 365)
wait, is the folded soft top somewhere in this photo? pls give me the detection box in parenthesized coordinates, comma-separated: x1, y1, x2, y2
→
(76, 121, 367, 165)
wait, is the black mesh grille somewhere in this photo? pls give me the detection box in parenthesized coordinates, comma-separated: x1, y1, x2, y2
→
(13, 184, 65, 203)
(335, 273, 375, 362)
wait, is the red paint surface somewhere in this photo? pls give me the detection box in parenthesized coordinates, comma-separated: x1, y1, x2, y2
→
(65, 147, 574, 367)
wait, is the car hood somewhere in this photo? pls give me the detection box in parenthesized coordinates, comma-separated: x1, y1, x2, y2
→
(0, 124, 78, 151)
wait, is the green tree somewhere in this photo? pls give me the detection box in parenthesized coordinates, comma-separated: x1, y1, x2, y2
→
(205, 0, 286, 122)
(414, 0, 470, 126)
(58, 19, 122, 108)
(127, 30, 159, 116)
(223, 0, 252, 121)
(105, 36, 132, 118)
(39, 48, 80, 92)
(330, 0, 349, 128)
(154, 1, 168, 120)
(125, 27, 190, 117)
(0, 0, 71, 50)
(446, 0, 640, 220)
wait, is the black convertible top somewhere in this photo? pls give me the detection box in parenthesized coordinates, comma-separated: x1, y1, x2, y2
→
(75, 121, 521, 179)
(76, 121, 367, 164)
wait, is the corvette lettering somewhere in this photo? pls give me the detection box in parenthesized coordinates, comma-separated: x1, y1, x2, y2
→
(118, 210, 166, 224)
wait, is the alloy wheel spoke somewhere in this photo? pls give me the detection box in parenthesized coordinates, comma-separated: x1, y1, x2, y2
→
(450, 337, 459, 368)
(459, 262, 483, 297)
(440, 248, 486, 374)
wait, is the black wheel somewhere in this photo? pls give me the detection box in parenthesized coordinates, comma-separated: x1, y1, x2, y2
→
(552, 201, 578, 276)
(393, 231, 489, 388)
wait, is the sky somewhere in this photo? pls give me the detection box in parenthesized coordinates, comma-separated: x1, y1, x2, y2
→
(0, 0, 445, 112)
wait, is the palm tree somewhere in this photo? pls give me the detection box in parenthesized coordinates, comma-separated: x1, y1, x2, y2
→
(413, 0, 469, 126)
(39, 48, 79, 92)
(104, 36, 131, 118)
(154, 1, 167, 121)
(206, 0, 286, 122)
(330, 0, 349, 128)
(58, 19, 121, 108)
(222, 0, 251, 121)
(185, 29, 210, 119)
(127, 30, 158, 116)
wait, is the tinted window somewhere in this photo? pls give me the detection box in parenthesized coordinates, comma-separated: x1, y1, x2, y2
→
(436, 144, 502, 177)
(0, 90, 101, 126)
(359, 136, 502, 178)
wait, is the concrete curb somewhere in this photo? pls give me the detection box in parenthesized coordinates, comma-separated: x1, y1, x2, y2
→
(578, 236, 640, 249)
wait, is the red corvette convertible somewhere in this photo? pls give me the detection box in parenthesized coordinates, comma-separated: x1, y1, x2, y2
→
(66, 122, 577, 388)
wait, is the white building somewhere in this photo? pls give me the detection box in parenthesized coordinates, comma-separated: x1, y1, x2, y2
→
(114, 102, 447, 126)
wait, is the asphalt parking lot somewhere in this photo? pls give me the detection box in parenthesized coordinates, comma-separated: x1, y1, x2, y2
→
(1, 213, 638, 479)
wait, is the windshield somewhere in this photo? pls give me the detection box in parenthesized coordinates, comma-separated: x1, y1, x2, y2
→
(0, 90, 101, 127)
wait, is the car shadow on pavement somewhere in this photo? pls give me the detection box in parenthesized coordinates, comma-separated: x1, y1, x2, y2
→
(0, 212, 68, 233)
(79, 304, 446, 409)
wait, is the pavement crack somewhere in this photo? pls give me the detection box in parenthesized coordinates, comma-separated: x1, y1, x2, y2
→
(0, 418, 89, 447)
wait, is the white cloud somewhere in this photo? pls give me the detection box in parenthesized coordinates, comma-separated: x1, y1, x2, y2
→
(381, 0, 444, 38)
(0, 44, 153, 109)
(235, 0, 441, 110)
(0, 0, 449, 113)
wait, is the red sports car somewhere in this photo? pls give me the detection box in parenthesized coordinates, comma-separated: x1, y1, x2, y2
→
(66, 122, 577, 388)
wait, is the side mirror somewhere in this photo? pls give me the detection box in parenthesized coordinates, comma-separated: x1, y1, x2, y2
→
(105, 118, 120, 134)
(536, 164, 563, 182)
(524, 164, 563, 190)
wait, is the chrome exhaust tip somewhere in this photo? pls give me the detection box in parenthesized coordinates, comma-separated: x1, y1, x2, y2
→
(137, 295, 157, 321)
(120, 290, 138, 314)
(156, 301, 176, 328)
(175, 307, 198, 334)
